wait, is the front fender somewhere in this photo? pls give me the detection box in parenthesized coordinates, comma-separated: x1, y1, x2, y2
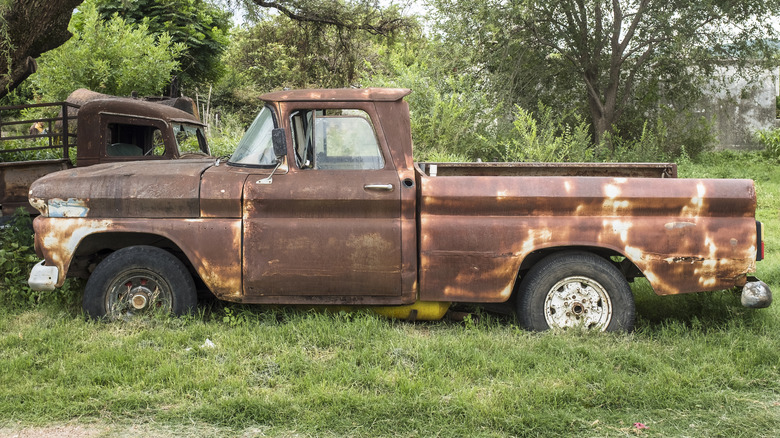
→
(33, 216, 242, 298)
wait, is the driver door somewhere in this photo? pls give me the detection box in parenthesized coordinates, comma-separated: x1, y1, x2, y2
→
(242, 108, 403, 300)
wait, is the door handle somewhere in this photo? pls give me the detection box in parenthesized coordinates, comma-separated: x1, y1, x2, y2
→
(364, 183, 394, 191)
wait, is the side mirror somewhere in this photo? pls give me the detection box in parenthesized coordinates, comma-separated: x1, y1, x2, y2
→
(258, 128, 287, 185)
(272, 128, 287, 158)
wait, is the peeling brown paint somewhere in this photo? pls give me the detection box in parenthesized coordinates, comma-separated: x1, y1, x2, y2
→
(418, 173, 758, 301)
(28, 88, 765, 314)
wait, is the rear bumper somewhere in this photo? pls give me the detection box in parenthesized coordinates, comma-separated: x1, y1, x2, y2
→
(741, 279, 772, 308)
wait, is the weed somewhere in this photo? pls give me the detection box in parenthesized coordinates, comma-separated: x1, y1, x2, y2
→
(754, 127, 780, 159)
(0, 209, 80, 309)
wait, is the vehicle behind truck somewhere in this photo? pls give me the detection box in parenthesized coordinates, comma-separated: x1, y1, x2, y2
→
(0, 92, 210, 221)
(26, 88, 772, 332)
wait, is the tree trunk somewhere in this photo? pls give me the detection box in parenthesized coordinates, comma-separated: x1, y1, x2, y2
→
(0, 0, 84, 98)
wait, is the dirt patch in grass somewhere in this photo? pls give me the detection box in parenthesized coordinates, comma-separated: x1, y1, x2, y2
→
(0, 425, 103, 438)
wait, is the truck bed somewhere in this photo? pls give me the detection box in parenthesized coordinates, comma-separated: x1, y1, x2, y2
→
(0, 159, 72, 216)
(416, 164, 756, 304)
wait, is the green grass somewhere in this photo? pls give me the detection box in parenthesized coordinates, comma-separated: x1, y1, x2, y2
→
(1, 151, 779, 437)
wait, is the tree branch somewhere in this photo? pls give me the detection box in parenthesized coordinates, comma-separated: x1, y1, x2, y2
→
(249, 0, 412, 36)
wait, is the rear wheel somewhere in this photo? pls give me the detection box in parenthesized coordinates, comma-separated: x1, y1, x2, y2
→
(516, 252, 635, 332)
(83, 246, 196, 320)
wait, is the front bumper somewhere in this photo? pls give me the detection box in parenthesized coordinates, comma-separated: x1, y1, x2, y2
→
(28, 261, 59, 292)
(741, 279, 772, 308)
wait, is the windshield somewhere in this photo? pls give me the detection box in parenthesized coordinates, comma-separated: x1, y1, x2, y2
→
(229, 106, 277, 166)
(173, 124, 209, 155)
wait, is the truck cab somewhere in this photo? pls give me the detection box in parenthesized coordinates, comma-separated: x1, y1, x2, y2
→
(0, 96, 209, 218)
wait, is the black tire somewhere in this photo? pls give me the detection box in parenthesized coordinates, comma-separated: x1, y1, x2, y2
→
(83, 246, 197, 320)
(516, 251, 635, 332)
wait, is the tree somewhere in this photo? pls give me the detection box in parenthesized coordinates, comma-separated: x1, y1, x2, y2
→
(213, 1, 420, 123)
(31, 1, 184, 101)
(242, 0, 415, 36)
(0, 0, 84, 98)
(433, 0, 780, 145)
(93, 0, 231, 92)
(226, 13, 415, 90)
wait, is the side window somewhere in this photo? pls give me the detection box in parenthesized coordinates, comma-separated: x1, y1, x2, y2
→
(290, 109, 384, 170)
(173, 124, 208, 155)
(106, 123, 165, 157)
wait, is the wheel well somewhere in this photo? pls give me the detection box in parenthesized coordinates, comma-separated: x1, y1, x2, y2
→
(70, 232, 203, 287)
(516, 246, 643, 285)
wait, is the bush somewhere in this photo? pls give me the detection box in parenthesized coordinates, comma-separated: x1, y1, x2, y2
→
(0, 210, 38, 306)
(755, 128, 780, 159)
(497, 103, 594, 162)
(0, 209, 79, 308)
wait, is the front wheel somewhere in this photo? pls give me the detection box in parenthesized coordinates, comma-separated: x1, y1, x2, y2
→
(516, 252, 635, 332)
(83, 246, 197, 320)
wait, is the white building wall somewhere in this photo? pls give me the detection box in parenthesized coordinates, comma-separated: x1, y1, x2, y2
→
(700, 66, 778, 150)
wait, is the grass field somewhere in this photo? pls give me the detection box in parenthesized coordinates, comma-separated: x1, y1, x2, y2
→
(1, 151, 778, 437)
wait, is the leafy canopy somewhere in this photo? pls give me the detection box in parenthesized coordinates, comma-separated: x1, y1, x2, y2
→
(432, 0, 780, 149)
(32, 0, 184, 100)
(93, 0, 231, 89)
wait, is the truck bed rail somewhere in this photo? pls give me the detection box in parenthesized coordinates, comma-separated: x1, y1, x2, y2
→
(417, 162, 677, 178)
(0, 102, 79, 162)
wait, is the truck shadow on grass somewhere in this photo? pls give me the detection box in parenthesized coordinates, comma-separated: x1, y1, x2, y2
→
(631, 279, 773, 332)
(49, 279, 772, 334)
(193, 286, 771, 335)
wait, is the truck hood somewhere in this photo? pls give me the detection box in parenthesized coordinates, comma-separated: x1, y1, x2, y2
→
(29, 159, 215, 218)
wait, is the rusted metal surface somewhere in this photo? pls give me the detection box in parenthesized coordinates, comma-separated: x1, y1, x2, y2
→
(230, 91, 419, 305)
(418, 173, 758, 302)
(242, 167, 404, 302)
(260, 87, 411, 102)
(199, 164, 252, 218)
(0, 159, 71, 215)
(2, 94, 208, 220)
(29, 159, 214, 218)
(419, 162, 678, 178)
(75, 98, 207, 166)
(65, 88, 200, 120)
(32, 215, 242, 297)
(28, 87, 765, 313)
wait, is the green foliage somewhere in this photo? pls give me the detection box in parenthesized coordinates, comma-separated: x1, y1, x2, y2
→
(94, 0, 231, 89)
(430, 0, 778, 155)
(0, 210, 80, 308)
(368, 39, 507, 162)
(776, 95, 780, 119)
(207, 111, 246, 157)
(755, 127, 780, 159)
(0, 1, 11, 84)
(223, 13, 412, 89)
(31, 0, 184, 101)
(0, 211, 40, 306)
(214, 2, 420, 123)
(498, 104, 594, 162)
(0, 209, 34, 271)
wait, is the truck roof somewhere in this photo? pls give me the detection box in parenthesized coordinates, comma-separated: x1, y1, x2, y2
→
(79, 98, 204, 125)
(260, 88, 412, 103)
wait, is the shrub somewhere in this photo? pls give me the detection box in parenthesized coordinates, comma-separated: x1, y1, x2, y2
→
(0, 209, 79, 308)
(0, 210, 38, 306)
(497, 103, 594, 162)
(755, 128, 780, 159)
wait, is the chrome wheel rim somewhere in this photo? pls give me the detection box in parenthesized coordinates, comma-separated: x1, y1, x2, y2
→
(543, 276, 612, 331)
(105, 269, 172, 319)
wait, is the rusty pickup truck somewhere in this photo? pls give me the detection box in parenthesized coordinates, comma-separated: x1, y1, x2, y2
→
(26, 88, 771, 331)
(1, 91, 210, 220)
